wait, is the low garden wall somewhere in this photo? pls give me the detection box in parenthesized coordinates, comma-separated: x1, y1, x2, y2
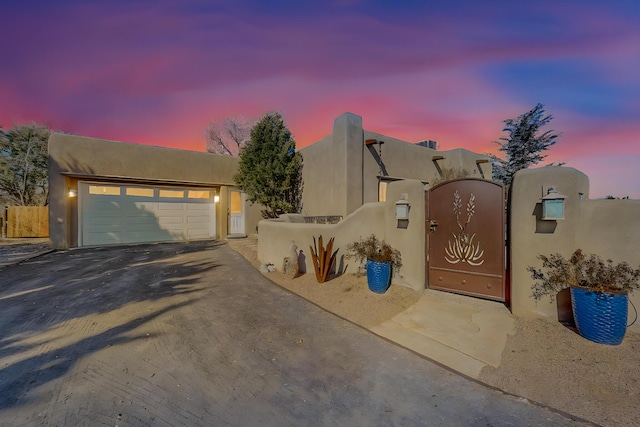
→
(258, 180, 427, 291)
(510, 167, 640, 332)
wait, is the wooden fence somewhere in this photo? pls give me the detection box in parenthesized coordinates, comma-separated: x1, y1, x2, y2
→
(5, 206, 49, 238)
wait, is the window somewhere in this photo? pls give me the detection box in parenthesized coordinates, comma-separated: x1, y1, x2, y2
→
(126, 187, 154, 197)
(89, 185, 121, 196)
(230, 191, 242, 213)
(378, 181, 387, 202)
(159, 189, 184, 198)
(188, 190, 210, 199)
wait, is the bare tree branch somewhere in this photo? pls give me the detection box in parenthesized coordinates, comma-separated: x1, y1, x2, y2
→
(205, 115, 253, 156)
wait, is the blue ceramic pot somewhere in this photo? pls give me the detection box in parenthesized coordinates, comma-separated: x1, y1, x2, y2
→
(366, 260, 391, 294)
(571, 287, 628, 346)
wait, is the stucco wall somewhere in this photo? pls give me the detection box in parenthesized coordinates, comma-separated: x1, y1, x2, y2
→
(299, 113, 364, 217)
(300, 112, 492, 218)
(258, 180, 426, 291)
(48, 133, 258, 248)
(510, 167, 640, 332)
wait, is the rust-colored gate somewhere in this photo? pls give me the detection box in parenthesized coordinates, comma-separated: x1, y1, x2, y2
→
(426, 179, 506, 301)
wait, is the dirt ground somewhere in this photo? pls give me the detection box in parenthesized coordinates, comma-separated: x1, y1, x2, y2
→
(228, 235, 640, 427)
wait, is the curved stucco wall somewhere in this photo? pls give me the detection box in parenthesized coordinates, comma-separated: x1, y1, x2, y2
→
(258, 180, 426, 291)
(510, 167, 640, 332)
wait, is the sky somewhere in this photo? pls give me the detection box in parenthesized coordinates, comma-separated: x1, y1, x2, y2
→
(1, 0, 639, 199)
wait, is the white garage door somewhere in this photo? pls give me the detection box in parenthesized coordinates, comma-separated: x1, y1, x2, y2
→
(79, 182, 216, 247)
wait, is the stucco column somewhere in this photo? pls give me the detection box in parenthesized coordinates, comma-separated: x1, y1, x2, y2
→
(509, 167, 588, 318)
(332, 113, 364, 217)
(48, 137, 70, 249)
(218, 185, 229, 239)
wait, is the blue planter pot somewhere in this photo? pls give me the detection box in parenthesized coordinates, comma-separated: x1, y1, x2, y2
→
(366, 260, 391, 294)
(571, 287, 628, 346)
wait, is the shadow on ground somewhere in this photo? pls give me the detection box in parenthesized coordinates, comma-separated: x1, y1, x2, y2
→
(0, 240, 221, 410)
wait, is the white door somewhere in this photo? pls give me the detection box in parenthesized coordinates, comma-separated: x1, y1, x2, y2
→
(229, 190, 245, 235)
(79, 182, 216, 246)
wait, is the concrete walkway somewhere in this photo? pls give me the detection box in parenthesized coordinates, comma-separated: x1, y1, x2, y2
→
(372, 290, 515, 379)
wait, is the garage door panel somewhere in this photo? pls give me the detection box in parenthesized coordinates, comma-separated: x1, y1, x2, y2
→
(158, 216, 186, 225)
(158, 203, 186, 211)
(84, 223, 123, 233)
(127, 231, 179, 242)
(132, 202, 157, 211)
(122, 214, 161, 224)
(80, 183, 215, 247)
(187, 229, 211, 239)
(187, 203, 210, 210)
(164, 227, 188, 236)
(121, 222, 165, 232)
(187, 215, 209, 224)
(84, 201, 122, 215)
(84, 231, 125, 246)
(84, 215, 122, 226)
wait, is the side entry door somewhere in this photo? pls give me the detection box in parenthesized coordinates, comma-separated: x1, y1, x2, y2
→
(229, 190, 245, 235)
(427, 179, 506, 301)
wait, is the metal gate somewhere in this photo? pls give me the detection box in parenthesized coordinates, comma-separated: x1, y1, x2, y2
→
(426, 178, 506, 301)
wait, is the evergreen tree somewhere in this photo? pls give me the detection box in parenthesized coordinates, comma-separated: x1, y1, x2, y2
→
(234, 112, 303, 218)
(492, 103, 560, 185)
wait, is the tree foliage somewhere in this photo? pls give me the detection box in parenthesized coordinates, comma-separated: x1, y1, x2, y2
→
(234, 112, 303, 218)
(492, 103, 560, 185)
(430, 166, 472, 186)
(0, 123, 50, 206)
(205, 114, 253, 156)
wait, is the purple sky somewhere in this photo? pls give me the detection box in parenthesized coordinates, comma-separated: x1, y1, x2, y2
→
(2, 0, 639, 198)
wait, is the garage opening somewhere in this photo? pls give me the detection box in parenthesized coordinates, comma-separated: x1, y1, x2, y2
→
(78, 182, 217, 247)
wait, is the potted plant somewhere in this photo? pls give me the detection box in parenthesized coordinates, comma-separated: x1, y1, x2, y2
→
(347, 235, 402, 294)
(528, 249, 640, 345)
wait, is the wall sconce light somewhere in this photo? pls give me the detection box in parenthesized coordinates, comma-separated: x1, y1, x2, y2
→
(395, 193, 410, 220)
(68, 189, 78, 198)
(214, 195, 220, 203)
(541, 187, 567, 220)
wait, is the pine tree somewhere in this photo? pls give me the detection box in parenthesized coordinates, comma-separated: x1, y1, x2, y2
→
(234, 112, 303, 218)
(492, 103, 560, 185)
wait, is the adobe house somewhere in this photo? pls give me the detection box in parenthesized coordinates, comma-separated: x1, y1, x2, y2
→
(48, 134, 263, 249)
(260, 112, 495, 296)
(300, 112, 492, 218)
(49, 112, 490, 250)
(48, 112, 640, 329)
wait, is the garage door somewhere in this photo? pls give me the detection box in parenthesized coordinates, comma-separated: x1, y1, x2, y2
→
(79, 182, 216, 247)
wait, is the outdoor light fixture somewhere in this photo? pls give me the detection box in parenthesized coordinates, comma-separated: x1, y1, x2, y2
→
(214, 195, 220, 203)
(67, 189, 78, 198)
(541, 187, 567, 220)
(395, 193, 410, 220)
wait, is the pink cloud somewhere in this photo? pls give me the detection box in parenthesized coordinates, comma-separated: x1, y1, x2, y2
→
(1, 0, 638, 200)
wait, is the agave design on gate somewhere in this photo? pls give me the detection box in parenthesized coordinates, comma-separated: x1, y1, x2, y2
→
(445, 190, 484, 266)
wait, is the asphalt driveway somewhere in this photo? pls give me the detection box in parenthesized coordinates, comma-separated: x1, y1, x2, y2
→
(0, 241, 584, 426)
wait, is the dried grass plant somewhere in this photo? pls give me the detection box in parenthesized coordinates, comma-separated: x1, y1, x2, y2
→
(529, 249, 640, 301)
